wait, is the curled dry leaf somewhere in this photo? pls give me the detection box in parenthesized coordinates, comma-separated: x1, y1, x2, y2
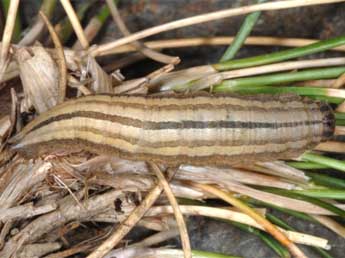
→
(15, 46, 59, 113)
(87, 57, 113, 94)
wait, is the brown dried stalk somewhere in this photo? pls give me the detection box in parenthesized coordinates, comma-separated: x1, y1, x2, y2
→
(90, 0, 345, 56)
(149, 162, 191, 258)
(106, 0, 179, 65)
(39, 11, 67, 104)
(87, 181, 164, 258)
(60, 0, 89, 49)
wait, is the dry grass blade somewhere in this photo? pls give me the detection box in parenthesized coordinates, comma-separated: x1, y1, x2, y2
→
(0, 0, 20, 81)
(90, 0, 345, 56)
(315, 141, 345, 153)
(149, 162, 191, 258)
(96, 36, 345, 56)
(106, 0, 179, 64)
(189, 182, 307, 258)
(312, 215, 345, 238)
(60, 0, 89, 49)
(39, 11, 67, 104)
(146, 205, 329, 249)
(332, 73, 345, 88)
(87, 183, 164, 258)
(132, 228, 180, 248)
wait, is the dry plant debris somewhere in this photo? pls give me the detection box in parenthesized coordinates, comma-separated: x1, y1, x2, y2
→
(1, 1, 345, 258)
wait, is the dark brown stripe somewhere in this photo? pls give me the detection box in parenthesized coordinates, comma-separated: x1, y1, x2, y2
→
(27, 111, 323, 135)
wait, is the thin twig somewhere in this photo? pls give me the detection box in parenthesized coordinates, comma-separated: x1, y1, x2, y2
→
(106, 0, 179, 64)
(60, 0, 89, 49)
(90, 0, 345, 56)
(39, 11, 67, 104)
(149, 162, 191, 258)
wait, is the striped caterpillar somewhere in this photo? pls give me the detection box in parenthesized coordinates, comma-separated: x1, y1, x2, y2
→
(9, 93, 334, 166)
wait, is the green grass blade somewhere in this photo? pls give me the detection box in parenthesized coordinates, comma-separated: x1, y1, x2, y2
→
(214, 36, 345, 71)
(286, 161, 329, 170)
(214, 67, 345, 89)
(292, 189, 345, 199)
(306, 172, 345, 189)
(302, 152, 345, 173)
(220, 0, 266, 62)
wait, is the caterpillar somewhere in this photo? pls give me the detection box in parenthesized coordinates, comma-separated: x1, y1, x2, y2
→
(9, 93, 334, 166)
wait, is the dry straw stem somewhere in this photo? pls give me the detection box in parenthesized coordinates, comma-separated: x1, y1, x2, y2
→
(335, 126, 345, 135)
(149, 162, 191, 258)
(0, 0, 20, 81)
(97, 36, 345, 56)
(0, 202, 57, 222)
(255, 161, 309, 183)
(39, 11, 67, 104)
(106, 0, 179, 64)
(332, 72, 345, 88)
(19, 0, 57, 46)
(132, 228, 180, 248)
(190, 182, 308, 258)
(185, 57, 345, 91)
(60, 0, 89, 49)
(146, 205, 329, 249)
(315, 141, 345, 153)
(312, 215, 345, 238)
(87, 173, 166, 258)
(90, 0, 345, 56)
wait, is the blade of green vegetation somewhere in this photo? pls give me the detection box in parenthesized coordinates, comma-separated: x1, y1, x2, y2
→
(212, 85, 344, 104)
(220, 0, 266, 62)
(302, 152, 345, 173)
(229, 221, 290, 258)
(306, 172, 345, 189)
(214, 67, 345, 89)
(56, 0, 95, 43)
(96, 3, 111, 23)
(292, 189, 345, 199)
(192, 249, 242, 258)
(214, 36, 345, 71)
(286, 161, 329, 170)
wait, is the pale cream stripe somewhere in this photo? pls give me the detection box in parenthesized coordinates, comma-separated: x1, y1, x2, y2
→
(19, 129, 311, 156)
(21, 101, 319, 125)
(15, 96, 318, 137)
(19, 116, 323, 147)
(73, 94, 307, 109)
